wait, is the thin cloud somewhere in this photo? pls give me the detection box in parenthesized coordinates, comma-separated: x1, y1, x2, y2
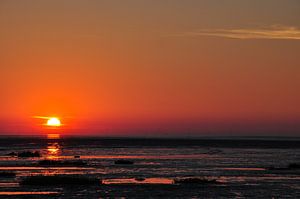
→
(175, 26, 300, 40)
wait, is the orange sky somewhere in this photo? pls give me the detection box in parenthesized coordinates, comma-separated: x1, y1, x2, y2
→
(0, 0, 300, 136)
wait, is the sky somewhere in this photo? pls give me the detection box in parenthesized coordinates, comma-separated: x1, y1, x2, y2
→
(0, 0, 300, 136)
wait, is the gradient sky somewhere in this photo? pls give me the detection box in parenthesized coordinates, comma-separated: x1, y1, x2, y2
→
(0, 0, 300, 136)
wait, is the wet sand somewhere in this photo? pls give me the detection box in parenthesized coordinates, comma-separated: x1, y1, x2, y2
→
(0, 137, 299, 198)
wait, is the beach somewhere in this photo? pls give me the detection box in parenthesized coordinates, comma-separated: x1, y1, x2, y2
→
(0, 137, 299, 198)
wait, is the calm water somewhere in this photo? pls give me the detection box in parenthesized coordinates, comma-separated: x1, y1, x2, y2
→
(0, 137, 300, 198)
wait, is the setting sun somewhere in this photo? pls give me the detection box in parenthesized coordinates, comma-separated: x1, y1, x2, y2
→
(46, 117, 61, 127)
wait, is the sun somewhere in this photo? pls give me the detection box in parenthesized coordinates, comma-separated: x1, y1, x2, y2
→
(46, 117, 61, 127)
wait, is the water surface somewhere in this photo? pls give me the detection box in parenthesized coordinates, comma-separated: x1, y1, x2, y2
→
(0, 137, 299, 198)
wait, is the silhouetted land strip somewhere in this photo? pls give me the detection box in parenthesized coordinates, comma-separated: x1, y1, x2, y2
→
(0, 171, 16, 177)
(17, 151, 40, 158)
(288, 163, 300, 169)
(6, 151, 41, 158)
(38, 159, 87, 167)
(1, 137, 300, 148)
(114, 160, 134, 165)
(267, 163, 300, 171)
(6, 152, 17, 156)
(135, 177, 146, 181)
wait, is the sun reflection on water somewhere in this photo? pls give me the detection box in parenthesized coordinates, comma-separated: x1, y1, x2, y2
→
(46, 142, 61, 159)
(47, 134, 60, 139)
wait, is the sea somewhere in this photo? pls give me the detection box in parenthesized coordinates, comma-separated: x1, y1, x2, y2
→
(0, 136, 299, 198)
